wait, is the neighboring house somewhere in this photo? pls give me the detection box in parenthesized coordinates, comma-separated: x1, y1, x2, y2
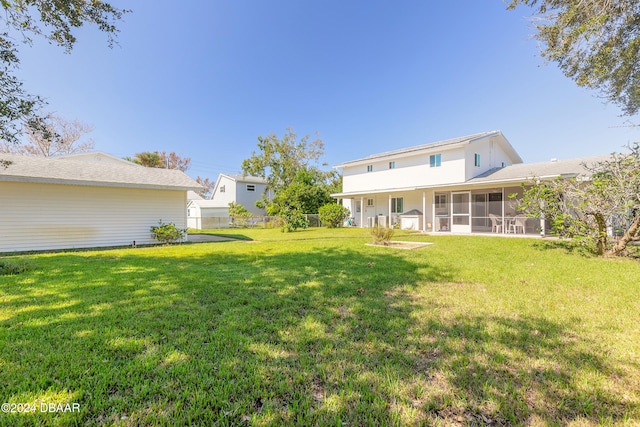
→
(0, 152, 201, 252)
(210, 173, 270, 217)
(331, 130, 609, 235)
(186, 174, 270, 230)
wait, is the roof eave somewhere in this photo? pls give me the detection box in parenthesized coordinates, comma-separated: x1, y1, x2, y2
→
(0, 176, 201, 191)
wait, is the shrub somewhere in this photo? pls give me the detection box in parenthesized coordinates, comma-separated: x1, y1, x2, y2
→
(280, 208, 309, 232)
(318, 203, 351, 228)
(0, 258, 30, 275)
(371, 224, 394, 245)
(150, 221, 186, 244)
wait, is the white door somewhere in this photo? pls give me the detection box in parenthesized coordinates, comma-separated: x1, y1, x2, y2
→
(451, 191, 471, 233)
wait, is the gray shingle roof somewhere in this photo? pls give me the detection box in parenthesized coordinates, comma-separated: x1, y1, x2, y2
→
(334, 130, 522, 167)
(0, 152, 202, 190)
(467, 155, 613, 184)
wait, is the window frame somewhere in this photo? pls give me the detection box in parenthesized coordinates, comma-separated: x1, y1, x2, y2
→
(391, 197, 404, 213)
(429, 153, 442, 168)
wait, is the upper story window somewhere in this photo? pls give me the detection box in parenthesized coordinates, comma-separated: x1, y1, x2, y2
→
(429, 153, 441, 168)
(220, 185, 225, 193)
(474, 153, 481, 167)
(389, 161, 396, 169)
(246, 184, 256, 192)
(367, 165, 373, 172)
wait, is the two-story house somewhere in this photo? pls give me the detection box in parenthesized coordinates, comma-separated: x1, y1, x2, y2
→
(331, 130, 608, 235)
(187, 173, 271, 229)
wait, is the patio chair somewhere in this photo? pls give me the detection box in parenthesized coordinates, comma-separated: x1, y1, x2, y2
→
(509, 216, 526, 234)
(488, 213, 503, 233)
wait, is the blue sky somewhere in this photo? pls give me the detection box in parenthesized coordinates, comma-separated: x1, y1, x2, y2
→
(14, 0, 639, 181)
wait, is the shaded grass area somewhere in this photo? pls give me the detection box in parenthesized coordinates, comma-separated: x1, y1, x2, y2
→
(0, 229, 638, 425)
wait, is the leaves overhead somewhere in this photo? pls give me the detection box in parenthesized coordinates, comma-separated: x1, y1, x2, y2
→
(508, 0, 640, 115)
(0, 0, 129, 144)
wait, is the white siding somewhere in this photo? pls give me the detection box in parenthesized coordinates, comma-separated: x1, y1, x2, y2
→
(235, 182, 267, 216)
(0, 181, 187, 252)
(211, 175, 267, 217)
(342, 147, 466, 193)
(464, 137, 514, 180)
(211, 175, 237, 206)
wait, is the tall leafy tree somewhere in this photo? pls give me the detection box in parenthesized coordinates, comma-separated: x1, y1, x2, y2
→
(0, 0, 128, 145)
(508, 0, 640, 115)
(267, 168, 335, 215)
(242, 128, 325, 195)
(242, 128, 338, 215)
(0, 114, 95, 156)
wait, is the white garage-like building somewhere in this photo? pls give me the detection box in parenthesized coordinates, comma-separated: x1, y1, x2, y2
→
(0, 152, 201, 253)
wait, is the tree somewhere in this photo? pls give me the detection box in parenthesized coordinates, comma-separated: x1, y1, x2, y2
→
(516, 144, 640, 256)
(508, 0, 640, 115)
(241, 128, 326, 195)
(0, 1, 128, 145)
(267, 168, 335, 216)
(242, 128, 338, 218)
(0, 114, 95, 156)
(126, 151, 191, 172)
(195, 176, 215, 198)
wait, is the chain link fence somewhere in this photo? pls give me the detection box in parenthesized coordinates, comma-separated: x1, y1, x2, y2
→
(229, 214, 322, 228)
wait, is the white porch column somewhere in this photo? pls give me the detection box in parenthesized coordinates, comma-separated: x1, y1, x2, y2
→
(501, 187, 505, 234)
(388, 194, 392, 228)
(431, 192, 436, 232)
(360, 196, 364, 228)
(422, 191, 426, 232)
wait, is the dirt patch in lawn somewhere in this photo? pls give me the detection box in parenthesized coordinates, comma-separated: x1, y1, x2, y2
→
(365, 241, 433, 250)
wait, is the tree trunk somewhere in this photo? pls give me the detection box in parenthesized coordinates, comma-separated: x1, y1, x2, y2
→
(606, 215, 640, 256)
(592, 213, 608, 256)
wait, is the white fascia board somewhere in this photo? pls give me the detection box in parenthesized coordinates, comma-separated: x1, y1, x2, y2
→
(331, 186, 419, 198)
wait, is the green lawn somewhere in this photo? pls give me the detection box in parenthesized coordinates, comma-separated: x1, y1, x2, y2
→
(0, 228, 638, 426)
